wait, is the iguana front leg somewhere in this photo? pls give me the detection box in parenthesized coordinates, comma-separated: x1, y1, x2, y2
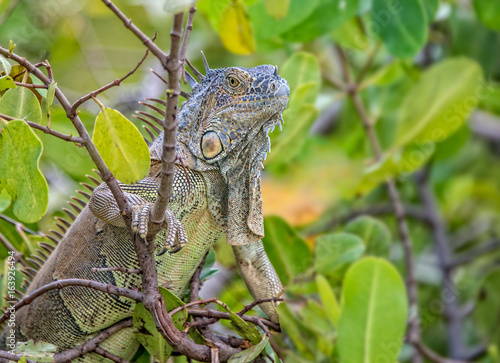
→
(89, 177, 187, 253)
(232, 241, 283, 324)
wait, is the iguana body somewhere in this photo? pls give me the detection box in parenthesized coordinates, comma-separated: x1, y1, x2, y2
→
(0, 64, 289, 361)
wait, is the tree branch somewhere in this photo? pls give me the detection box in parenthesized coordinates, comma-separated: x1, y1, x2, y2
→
(0, 46, 132, 223)
(53, 318, 133, 363)
(100, 0, 167, 64)
(0, 113, 85, 144)
(0, 279, 143, 326)
(0, 350, 36, 363)
(415, 166, 465, 359)
(69, 36, 154, 116)
(335, 45, 421, 362)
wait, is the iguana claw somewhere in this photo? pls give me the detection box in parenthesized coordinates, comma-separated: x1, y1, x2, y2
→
(131, 203, 188, 254)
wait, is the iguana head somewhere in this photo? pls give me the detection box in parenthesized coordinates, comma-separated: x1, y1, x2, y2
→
(151, 62, 289, 245)
(177, 64, 289, 163)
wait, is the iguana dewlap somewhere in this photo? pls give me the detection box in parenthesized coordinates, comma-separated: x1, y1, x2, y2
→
(1, 64, 289, 361)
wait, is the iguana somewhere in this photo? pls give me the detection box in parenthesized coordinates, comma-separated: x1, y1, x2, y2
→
(0, 61, 289, 361)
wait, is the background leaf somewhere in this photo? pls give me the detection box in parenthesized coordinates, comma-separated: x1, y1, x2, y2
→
(262, 216, 312, 285)
(344, 216, 391, 257)
(281, 0, 360, 42)
(219, 0, 255, 55)
(314, 232, 365, 277)
(371, 0, 427, 58)
(473, 0, 500, 30)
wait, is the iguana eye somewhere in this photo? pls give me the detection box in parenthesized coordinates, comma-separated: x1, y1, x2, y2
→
(228, 76, 240, 87)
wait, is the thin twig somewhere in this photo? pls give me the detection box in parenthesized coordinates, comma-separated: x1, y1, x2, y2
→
(415, 167, 466, 358)
(0, 231, 30, 268)
(100, 0, 167, 64)
(53, 318, 133, 363)
(0, 113, 85, 144)
(450, 239, 500, 268)
(0, 350, 36, 363)
(13, 81, 48, 89)
(94, 347, 130, 363)
(0, 213, 42, 236)
(0, 279, 143, 326)
(187, 308, 281, 332)
(0, 46, 132, 224)
(69, 36, 155, 115)
(92, 267, 142, 274)
(237, 298, 284, 316)
(356, 41, 381, 83)
(413, 339, 473, 363)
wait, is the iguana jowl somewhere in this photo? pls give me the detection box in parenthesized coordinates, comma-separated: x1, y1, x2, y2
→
(1, 62, 289, 361)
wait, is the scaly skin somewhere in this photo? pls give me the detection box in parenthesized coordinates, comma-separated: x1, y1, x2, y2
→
(1, 64, 289, 361)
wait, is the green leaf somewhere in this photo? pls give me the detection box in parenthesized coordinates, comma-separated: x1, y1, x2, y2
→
(248, 0, 320, 40)
(314, 233, 365, 277)
(0, 189, 11, 213)
(219, 0, 255, 55)
(228, 336, 269, 363)
(281, 0, 360, 42)
(315, 274, 340, 328)
(0, 120, 48, 223)
(281, 52, 321, 97)
(15, 340, 57, 362)
(262, 216, 312, 285)
(265, 0, 289, 19)
(394, 57, 483, 149)
(331, 17, 371, 50)
(220, 303, 262, 345)
(371, 0, 427, 58)
(0, 75, 16, 91)
(0, 55, 11, 75)
(344, 216, 391, 257)
(133, 287, 187, 362)
(337, 257, 408, 363)
(473, 0, 500, 30)
(473, 268, 500, 343)
(0, 87, 42, 124)
(358, 60, 404, 90)
(92, 105, 150, 184)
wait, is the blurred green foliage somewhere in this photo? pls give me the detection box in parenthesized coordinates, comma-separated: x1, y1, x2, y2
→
(1, 0, 500, 362)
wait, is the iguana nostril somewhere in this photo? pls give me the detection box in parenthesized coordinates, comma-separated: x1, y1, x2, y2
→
(201, 131, 223, 159)
(270, 82, 276, 91)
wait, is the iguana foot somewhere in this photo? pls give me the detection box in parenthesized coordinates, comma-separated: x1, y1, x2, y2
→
(131, 203, 188, 254)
